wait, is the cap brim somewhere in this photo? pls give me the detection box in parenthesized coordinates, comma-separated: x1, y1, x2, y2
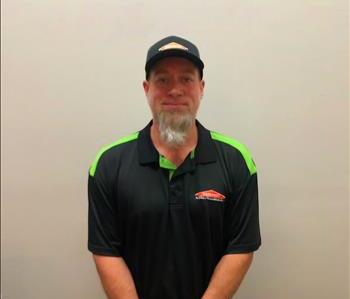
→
(145, 49, 204, 74)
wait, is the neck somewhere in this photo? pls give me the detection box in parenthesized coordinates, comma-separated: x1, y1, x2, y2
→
(150, 120, 198, 166)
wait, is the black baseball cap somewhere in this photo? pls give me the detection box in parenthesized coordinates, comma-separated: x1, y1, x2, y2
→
(145, 35, 204, 79)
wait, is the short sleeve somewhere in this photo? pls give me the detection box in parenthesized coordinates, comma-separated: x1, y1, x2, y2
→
(223, 159, 261, 254)
(88, 158, 122, 256)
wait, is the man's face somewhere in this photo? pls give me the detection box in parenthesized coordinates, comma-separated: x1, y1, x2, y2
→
(143, 57, 205, 126)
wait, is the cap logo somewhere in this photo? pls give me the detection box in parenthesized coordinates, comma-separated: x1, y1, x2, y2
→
(158, 42, 188, 52)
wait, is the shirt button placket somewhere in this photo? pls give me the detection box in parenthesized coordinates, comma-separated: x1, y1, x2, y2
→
(169, 179, 182, 207)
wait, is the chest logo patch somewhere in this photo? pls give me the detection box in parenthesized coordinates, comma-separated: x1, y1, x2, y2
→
(195, 190, 226, 202)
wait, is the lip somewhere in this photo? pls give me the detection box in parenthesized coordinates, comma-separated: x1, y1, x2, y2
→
(162, 103, 187, 109)
(162, 102, 187, 106)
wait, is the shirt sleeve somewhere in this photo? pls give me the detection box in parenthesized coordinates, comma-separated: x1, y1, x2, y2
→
(223, 154, 261, 254)
(88, 156, 122, 256)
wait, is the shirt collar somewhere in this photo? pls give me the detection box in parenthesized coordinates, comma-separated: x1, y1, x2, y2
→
(137, 120, 216, 165)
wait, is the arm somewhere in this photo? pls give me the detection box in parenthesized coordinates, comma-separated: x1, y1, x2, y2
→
(88, 154, 138, 299)
(201, 253, 253, 299)
(202, 147, 260, 299)
(93, 254, 139, 299)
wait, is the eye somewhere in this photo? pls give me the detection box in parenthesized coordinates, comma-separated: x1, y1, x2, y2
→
(182, 76, 194, 83)
(155, 76, 168, 84)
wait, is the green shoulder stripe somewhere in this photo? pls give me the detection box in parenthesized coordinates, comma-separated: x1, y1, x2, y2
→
(89, 132, 139, 177)
(210, 131, 257, 175)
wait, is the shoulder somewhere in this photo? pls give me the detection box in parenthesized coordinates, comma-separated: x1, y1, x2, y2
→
(210, 130, 257, 176)
(89, 132, 139, 177)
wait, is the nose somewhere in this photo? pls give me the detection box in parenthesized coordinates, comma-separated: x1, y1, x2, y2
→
(168, 80, 184, 98)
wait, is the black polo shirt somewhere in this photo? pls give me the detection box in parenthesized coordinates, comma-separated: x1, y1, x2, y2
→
(88, 120, 261, 299)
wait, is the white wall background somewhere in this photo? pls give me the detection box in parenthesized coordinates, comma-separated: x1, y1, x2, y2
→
(1, 0, 349, 298)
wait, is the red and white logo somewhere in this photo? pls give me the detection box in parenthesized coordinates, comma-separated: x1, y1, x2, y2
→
(195, 190, 226, 202)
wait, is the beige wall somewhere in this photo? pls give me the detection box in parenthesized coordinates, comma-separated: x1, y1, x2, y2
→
(1, 0, 348, 298)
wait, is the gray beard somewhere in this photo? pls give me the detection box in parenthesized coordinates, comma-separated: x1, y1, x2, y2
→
(156, 111, 194, 148)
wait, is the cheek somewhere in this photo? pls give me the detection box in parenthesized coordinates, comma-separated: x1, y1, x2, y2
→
(189, 89, 202, 102)
(148, 88, 164, 100)
(147, 91, 163, 109)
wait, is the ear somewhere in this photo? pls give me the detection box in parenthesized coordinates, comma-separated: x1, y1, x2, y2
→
(200, 80, 205, 98)
(143, 80, 149, 94)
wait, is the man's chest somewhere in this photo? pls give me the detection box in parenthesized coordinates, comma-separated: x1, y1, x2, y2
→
(115, 162, 234, 224)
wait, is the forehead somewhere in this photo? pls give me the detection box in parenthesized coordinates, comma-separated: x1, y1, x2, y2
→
(151, 57, 199, 74)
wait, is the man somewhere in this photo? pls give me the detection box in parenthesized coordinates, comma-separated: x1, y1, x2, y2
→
(88, 35, 261, 299)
